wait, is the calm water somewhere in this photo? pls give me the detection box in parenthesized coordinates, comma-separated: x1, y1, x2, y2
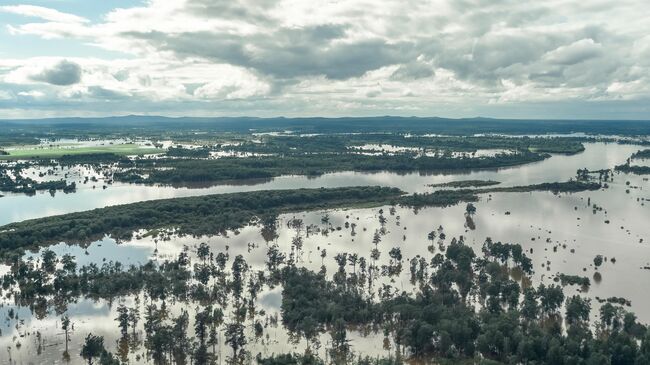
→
(1, 141, 649, 364)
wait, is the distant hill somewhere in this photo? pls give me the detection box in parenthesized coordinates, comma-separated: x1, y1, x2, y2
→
(1, 115, 650, 135)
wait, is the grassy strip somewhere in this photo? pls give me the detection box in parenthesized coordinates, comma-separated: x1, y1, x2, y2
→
(479, 181, 601, 194)
(0, 144, 161, 159)
(54, 153, 128, 165)
(428, 180, 501, 188)
(398, 189, 479, 207)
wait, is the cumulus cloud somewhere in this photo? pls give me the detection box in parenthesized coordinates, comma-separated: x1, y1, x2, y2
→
(544, 39, 603, 65)
(391, 60, 435, 80)
(84, 86, 129, 100)
(193, 68, 271, 99)
(0, 0, 649, 118)
(29, 60, 82, 86)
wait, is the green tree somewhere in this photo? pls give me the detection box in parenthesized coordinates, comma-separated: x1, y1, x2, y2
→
(80, 333, 105, 365)
(594, 255, 604, 268)
(565, 296, 591, 326)
(538, 284, 564, 316)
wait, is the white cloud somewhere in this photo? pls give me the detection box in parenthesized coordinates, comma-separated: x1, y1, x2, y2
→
(544, 39, 603, 66)
(17, 90, 45, 98)
(0, 0, 649, 118)
(7, 21, 90, 40)
(193, 69, 271, 100)
(0, 5, 88, 23)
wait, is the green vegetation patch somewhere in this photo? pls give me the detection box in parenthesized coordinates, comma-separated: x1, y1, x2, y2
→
(0, 186, 404, 258)
(165, 146, 211, 158)
(631, 149, 650, 159)
(428, 180, 501, 188)
(480, 181, 601, 194)
(114, 152, 547, 185)
(398, 189, 479, 208)
(557, 274, 590, 287)
(53, 152, 129, 165)
(615, 164, 650, 175)
(614, 150, 650, 174)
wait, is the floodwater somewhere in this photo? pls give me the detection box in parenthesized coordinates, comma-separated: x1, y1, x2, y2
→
(1, 141, 649, 364)
(0, 142, 641, 225)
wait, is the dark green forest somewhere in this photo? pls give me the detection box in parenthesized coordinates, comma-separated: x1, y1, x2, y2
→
(113, 152, 547, 185)
(0, 186, 403, 258)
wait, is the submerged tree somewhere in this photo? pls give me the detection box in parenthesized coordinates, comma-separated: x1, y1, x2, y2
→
(61, 315, 71, 356)
(80, 333, 105, 365)
(329, 318, 351, 364)
(116, 304, 130, 338)
(225, 320, 247, 362)
(465, 203, 477, 216)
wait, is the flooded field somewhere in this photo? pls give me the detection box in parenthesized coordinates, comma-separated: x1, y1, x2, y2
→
(1, 141, 649, 364)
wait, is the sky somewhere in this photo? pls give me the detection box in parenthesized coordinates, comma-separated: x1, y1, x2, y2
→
(0, 0, 649, 119)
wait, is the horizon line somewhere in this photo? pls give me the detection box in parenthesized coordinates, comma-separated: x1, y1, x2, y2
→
(2, 115, 650, 122)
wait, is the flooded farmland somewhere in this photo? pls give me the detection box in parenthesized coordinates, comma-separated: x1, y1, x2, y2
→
(1, 140, 649, 364)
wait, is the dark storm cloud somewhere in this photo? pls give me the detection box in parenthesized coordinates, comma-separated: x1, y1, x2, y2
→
(184, 0, 278, 25)
(124, 25, 414, 80)
(29, 60, 82, 86)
